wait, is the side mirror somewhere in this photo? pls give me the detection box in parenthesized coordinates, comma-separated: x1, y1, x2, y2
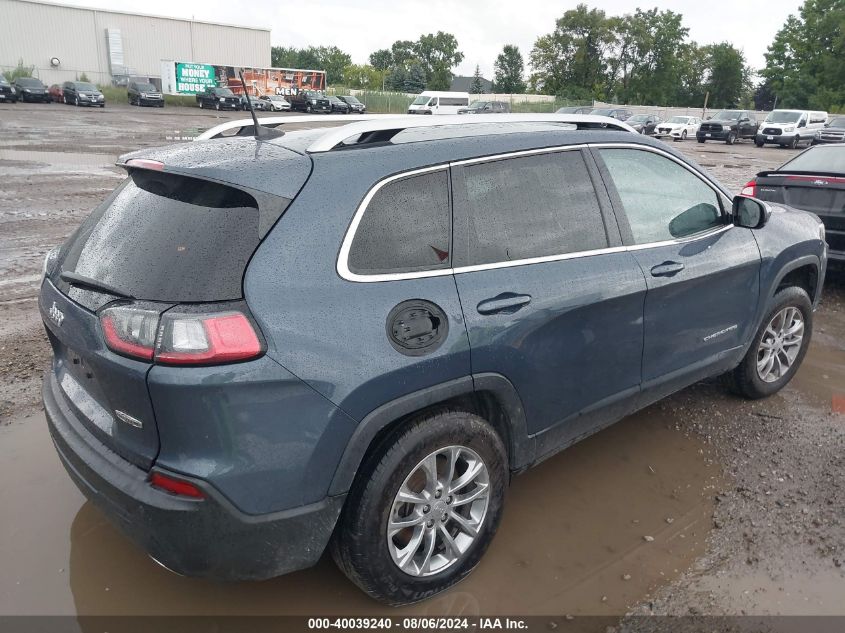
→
(733, 196, 770, 229)
(798, 120, 806, 128)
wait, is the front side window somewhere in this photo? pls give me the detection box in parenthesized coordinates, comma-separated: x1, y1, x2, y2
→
(598, 149, 723, 244)
(454, 151, 608, 267)
(348, 170, 450, 275)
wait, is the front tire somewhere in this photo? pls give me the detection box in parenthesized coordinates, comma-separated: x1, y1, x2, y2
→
(790, 135, 800, 149)
(698, 138, 705, 143)
(724, 286, 812, 399)
(726, 131, 737, 145)
(332, 409, 508, 605)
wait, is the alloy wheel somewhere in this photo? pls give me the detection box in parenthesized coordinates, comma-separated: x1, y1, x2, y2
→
(757, 306, 804, 383)
(387, 445, 490, 577)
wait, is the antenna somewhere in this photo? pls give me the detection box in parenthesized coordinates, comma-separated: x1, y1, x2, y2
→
(238, 70, 283, 140)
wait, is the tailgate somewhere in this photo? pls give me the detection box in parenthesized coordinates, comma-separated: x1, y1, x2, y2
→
(40, 277, 160, 469)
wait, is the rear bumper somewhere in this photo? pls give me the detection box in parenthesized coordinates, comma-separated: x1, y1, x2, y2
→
(43, 369, 345, 581)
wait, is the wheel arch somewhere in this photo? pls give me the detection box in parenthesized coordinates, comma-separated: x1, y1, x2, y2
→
(769, 256, 821, 306)
(327, 374, 531, 496)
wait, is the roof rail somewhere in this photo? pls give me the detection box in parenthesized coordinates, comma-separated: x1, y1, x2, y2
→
(195, 113, 636, 148)
(195, 114, 392, 141)
(305, 114, 635, 152)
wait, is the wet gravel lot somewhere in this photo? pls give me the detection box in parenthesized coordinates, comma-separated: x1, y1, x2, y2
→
(0, 102, 842, 625)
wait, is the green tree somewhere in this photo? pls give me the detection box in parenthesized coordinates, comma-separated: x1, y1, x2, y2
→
(343, 64, 383, 90)
(404, 63, 427, 93)
(761, 1, 845, 110)
(369, 49, 393, 72)
(314, 46, 352, 85)
(471, 65, 484, 94)
(529, 4, 616, 99)
(703, 42, 750, 108)
(493, 45, 526, 93)
(385, 66, 407, 92)
(3, 58, 35, 81)
(675, 42, 708, 106)
(415, 31, 464, 89)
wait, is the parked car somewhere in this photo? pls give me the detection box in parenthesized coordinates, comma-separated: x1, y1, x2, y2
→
(338, 95, 366, 113)
(697, 110, 758, 144)
(62, 81, 105, 107)
(813, 115, 845, 145)
(290, 89, 331, 113)
(327, 95, 350, 114)
(259, 95, 291, 111)
(742, 143, 842, 263)
(14, 77, 50, 103)
(40, 117, 826, 606)
(240, 95, 269, 111)
(48, 84, 63, 103)
(196, 86, 240, 111)
(626, 113, 661, 135)
(458, 100, 511, 114)
(127, 81, 164, 107)
(0, 75, 18, 103)
(589, 107, 633, 120)
(654, 116, 701, 141)
(755, 110, 828, 149)
(556, 106, 593, 114)
(408, 91, 470, 115)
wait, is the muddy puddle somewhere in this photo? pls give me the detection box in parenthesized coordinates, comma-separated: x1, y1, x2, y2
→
(0, 404, 722, 618)
(0, 149, 121, 177)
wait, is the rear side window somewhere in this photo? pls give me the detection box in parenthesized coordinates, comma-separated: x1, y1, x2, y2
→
(453, 151, 608, 267)
(59, 170, 268, 302)
(347, 170, 451, 275)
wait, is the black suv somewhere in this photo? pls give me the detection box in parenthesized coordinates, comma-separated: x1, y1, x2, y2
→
(62, 81, 105, 107)
(0, 75, 18, 103)
(327, 95, 350, 113)
(42, 115, 827, 606)
(196, 87, 240, 110)
(290, 90, 331, 113)
(338, 95, 366, 113)
(698, 110, 759, 144)
(128, 81, 164, 107)
(14, 77, 50, 102)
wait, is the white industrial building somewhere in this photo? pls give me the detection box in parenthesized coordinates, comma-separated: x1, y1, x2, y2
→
(0, 0, 270, 85)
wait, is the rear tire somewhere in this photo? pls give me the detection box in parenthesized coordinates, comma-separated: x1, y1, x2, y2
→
(331, 409, 508, 605)
(723, 286, 812, 399)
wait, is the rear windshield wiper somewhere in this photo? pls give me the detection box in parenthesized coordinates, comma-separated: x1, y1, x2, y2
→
(60, 271, 134, 299)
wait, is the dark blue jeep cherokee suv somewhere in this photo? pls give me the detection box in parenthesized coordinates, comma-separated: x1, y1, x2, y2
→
(40, 115, 827, 605)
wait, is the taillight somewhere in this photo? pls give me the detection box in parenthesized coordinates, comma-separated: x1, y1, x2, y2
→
(741, 179, 756, 197)
(156, 309, 263, 365)
(149, 472, 204, 499)
(99, 302, 264, 365)
(100, 305, 159, 361)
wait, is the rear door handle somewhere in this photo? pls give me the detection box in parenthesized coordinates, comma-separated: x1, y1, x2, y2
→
(650, 261, 685, 277)
(477, 293, 532, 315)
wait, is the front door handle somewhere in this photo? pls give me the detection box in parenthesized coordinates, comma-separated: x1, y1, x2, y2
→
(477, 293, 532, 315)
(650, 261, 685, 277)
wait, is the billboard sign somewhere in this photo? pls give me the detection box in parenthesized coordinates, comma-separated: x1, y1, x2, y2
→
(175, 62, 215, 93)
(160, 60, 327, 97)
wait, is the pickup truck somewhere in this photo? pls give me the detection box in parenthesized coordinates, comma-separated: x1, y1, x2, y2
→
(196, 87, 241, 111)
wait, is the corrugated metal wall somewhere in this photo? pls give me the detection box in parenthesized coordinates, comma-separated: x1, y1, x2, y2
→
(0, 0, 270, 85)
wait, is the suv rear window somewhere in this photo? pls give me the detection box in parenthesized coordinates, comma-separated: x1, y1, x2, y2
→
(348, 170, 450, 275)
(58, 170, 269, 302)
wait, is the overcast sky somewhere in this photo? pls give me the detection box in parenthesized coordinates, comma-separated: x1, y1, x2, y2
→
(52, 0, 802, 80)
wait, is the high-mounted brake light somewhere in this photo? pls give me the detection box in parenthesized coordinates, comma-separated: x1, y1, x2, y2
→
(740, 179, 756, 197)
(125, 158, 164, 171)
(150, 472, 205, 499)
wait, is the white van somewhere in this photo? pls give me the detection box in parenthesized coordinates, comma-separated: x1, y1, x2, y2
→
(407, 91, 470, 115)
(756, 109, 828, 148)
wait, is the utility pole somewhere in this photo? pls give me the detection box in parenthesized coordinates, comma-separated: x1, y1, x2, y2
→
(702, 91, 709, 118)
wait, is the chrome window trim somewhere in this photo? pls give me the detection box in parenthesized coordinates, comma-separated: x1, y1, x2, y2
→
(336, 142, 733, 283)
